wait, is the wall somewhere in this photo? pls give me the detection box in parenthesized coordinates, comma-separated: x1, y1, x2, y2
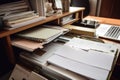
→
(89, 0, 101, 16)
(99, 0, 120, 19)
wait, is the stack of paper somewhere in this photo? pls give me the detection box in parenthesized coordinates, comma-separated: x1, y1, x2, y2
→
(47, 38, 118, 80)
(0, 0, 29, 16)
(4, 11, 46, 30)
(16, 27, 63, 44)
(12, 26, 68, 52)
(12, 38, 43, 52)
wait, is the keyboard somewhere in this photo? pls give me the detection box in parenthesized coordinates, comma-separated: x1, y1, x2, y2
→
(96, 24, 120, 41)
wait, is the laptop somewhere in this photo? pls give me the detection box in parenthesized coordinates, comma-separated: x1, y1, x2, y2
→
(96, 24, 120, 41)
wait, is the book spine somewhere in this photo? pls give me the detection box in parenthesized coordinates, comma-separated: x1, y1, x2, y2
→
(8, 15, 39, 24)
(37, 0, 46, 16)
(61, 0, 70, 12)
(17, 35, 44, 42)
(4, 11, 35, 20)
(29, 0, 37, 13)
(0, 8, 28, 16)
(0, 5, 28, 12)
(5, 16, 46, 30)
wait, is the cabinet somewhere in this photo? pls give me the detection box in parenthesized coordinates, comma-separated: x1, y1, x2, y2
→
(99, 0, 120, 19)
(0, 7, 85, 64)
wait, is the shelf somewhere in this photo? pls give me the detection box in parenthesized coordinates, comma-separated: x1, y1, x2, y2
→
(0, 7, 85, 64)
(0, 7, 85, 38)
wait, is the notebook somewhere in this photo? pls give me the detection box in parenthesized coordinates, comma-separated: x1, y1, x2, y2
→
(17, 27, 63, 43)
(53, 45, 115, 70)
(12, 38, 43, 52)
(47, 54, 109, 80)
(96, 24, 120, 41)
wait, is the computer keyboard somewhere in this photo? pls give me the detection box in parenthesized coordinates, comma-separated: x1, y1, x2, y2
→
(104, 26, 120, 39)
(96, 24, 120, 41)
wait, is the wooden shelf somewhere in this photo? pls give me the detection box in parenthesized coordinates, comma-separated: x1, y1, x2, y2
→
(0, 7, 85, 64)
(0, 7, 84, 38)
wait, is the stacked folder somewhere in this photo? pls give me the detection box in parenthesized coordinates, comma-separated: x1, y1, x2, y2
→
(12, 26, 68, 52)
(4, 11, 46, 30)
(16, 27, 63, 43)
(47, 38, 118, 80)
(1, 0, 46, 30)
(0, 0, 29, 16)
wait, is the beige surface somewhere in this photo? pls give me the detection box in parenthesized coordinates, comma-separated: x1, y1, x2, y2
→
(85, 16, 120, 26)
(63, 25, 95, 36)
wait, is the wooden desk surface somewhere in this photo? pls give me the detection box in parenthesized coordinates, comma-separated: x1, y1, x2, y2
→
(85, 16, 120, 26)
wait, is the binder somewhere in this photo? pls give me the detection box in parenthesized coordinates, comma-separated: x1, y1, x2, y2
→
(16, 27, 63, 43)
(12, 38, 43, 52)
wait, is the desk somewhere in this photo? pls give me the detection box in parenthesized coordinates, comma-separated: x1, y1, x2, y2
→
(85, 16, 120, 26)
(64, 16, 120, 79)
(85, 16, 120, 68)
(16, 16, 120, 80)
(0, 7, 84, 64)
(65, 16, 120, 65)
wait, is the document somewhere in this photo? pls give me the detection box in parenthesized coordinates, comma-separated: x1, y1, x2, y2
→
(17, 27, 63, 43)
(54, 45, 115, 70)
(12, 38, 43, 52)
(5, 16, 46, 30)
(65, 37, 118, 55)
(47, 37, 118, 80)
(47, 54, 109, 80)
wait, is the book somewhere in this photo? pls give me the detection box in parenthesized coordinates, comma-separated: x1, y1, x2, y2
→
(53, 45, 115, 70)
(16, 27, 63, 43)
(47, 54, 109, 80)
(42, 25, 69, 34)
(3, 11, 35, 20)
(4, 16, 46, 30)
(29, 0, 46, 16)
(8, 14, 39, 24)
(54, 0, 63, 9)
(0, 8, 28, 16)
(37, 0, 46, 16)
(61, 0, 70, 12)
(0, 0, 29, 16)
(0, 5, 28, 12)
(65, 37, 118, 55)
(63, 25, 95, 36)
(12, 38, 43, 52)
(0, 1, 25, 9)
